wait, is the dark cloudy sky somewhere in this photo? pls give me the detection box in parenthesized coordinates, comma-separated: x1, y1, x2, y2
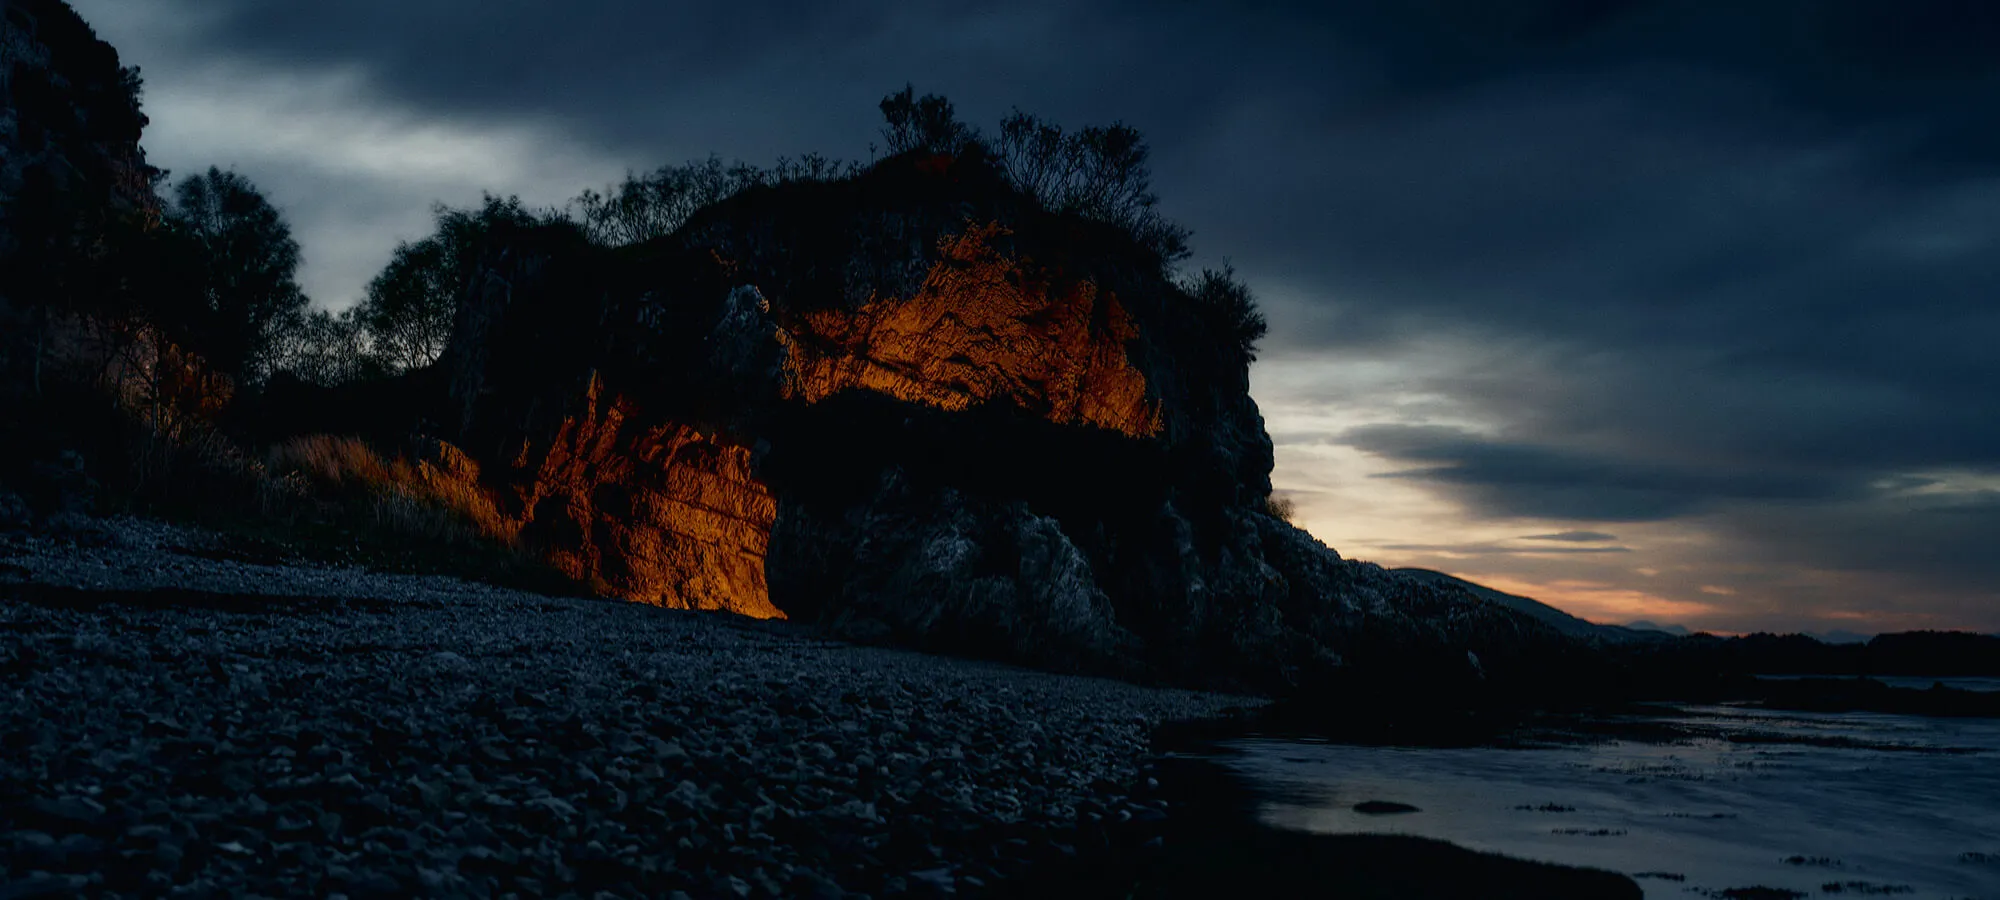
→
(71, 0, 2000, 635)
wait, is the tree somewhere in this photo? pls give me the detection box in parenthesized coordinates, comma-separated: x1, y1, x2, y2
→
(878, 84, 978, 156)
(267, 306, 382, 387)
(158, 167, 309, 382)
(357, 234, 454, 371)
(568, 157, 766, 247)
(354, 194, 545, 371)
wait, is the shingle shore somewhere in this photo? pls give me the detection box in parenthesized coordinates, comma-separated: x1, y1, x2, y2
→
(0, 520, 1255, 898)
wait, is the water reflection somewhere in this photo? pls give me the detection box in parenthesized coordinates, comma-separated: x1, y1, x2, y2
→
(1223, 705, 2000, 898)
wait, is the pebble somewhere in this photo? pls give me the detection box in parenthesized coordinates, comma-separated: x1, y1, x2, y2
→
(0, 517, 1256, 897)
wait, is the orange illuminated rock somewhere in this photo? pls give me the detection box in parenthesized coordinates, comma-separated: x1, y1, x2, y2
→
(777, 222, 1162, 437)
(507, 373, 781, 618)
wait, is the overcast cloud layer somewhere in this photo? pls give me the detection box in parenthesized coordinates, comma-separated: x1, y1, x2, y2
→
(70, 0, 2000, 635)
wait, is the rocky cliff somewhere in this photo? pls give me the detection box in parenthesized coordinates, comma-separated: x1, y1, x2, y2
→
(0, 0, 156, 242)
(1, 0, 152, 380)
(422, 148, 1564, 689)
(0, 0, 163, 507)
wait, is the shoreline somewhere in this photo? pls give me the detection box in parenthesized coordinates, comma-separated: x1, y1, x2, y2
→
(2, 516, 1634, 897)
(1008, 717, 1644, 899)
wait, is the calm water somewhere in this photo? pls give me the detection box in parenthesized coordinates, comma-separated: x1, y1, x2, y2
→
(1219, 705, 2000, 898)
(1754, 674, 2000, 693)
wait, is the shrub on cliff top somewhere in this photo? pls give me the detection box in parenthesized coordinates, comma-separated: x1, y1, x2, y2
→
(1184, 264, 1269, 363)
(992, 109, 1190, 263)
(878, 85, 1191, 265)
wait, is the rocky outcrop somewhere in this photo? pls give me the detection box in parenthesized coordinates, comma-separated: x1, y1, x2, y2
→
(419, 149, 1563, 690)
(501, 373, 780, 618)
(766, 466, 1141, 670)
(0, 0, 157, 277)
(0, 0, 157, 244)
(0, 0, 164, 505)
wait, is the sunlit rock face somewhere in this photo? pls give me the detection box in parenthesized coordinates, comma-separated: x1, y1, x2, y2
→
(502, 374, 780, 618)
(778, 222, 1162, 438)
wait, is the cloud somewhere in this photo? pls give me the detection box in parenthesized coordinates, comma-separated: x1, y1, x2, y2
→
(74, 2, 633, 308)
(1339, 424, 1850, 522)
(1471, 576, 1727, 628)
(1376, 542, 1631, 556)
(1523, 531, 1618, 542)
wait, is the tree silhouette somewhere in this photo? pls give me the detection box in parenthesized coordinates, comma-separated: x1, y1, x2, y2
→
(158, 167, 308, 383)
(267, 306, 382, 387)
(568, 157, 765, 247)
(355, 194, 547, 371)
(878, 85, 978, 156)
(569, 155, 866, 248)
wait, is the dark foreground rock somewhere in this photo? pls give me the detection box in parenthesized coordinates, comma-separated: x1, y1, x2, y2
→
(1, 520, 1641, 898)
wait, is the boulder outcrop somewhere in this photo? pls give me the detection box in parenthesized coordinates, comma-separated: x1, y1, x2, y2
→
(424, 150, 1560, 688)
(501, 373, 780, 618)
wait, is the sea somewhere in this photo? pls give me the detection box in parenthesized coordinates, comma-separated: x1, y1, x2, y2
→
(1216, 682, 2000, 898)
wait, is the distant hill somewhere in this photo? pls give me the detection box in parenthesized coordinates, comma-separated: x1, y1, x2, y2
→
(1626, 620, 1690, 637)
(1394, 569, 1674, 643)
